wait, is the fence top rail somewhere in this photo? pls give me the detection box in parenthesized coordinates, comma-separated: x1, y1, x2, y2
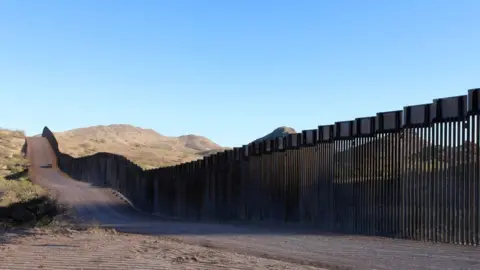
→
(42, 88, 480, 172)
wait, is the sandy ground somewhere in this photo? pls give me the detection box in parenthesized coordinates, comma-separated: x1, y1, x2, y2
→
(0, 227, 323, 270)
(8, 136, 479, 270)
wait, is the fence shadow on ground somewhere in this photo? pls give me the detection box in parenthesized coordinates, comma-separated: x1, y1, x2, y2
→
(37, 88, 480, 246)
(0, 195, 65, 245)
(4, 169, 29, 180)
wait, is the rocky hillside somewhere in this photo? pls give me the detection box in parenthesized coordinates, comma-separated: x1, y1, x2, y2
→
(0, 129, 28, 177)
(336, 131, 478, 177)
(0, 128, 61, 227)
(53, 124, 226, 169)
(252, 126, 297, 143)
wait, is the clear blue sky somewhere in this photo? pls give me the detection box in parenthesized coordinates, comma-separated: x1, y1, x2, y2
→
(0, 0, 478, 147)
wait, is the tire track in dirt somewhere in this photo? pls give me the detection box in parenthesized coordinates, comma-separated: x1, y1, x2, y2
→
(13, 136, 480, 270)
(1, 229, 319, 270)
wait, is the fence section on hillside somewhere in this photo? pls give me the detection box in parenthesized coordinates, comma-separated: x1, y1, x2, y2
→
(42, 88, 480, 245)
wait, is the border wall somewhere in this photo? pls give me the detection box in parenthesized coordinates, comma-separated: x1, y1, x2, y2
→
(42, 88, 480, 245)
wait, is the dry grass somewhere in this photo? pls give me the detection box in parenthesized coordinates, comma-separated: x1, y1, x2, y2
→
(0, 128, 41, 206)
(53, 124, 226, 169)
(0, 128, 28, 177)
(0, 128, 65, 228)
(0, 178, 46, 207)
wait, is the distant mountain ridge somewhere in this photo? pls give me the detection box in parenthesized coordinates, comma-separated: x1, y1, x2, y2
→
(53, 124, 225, 169)
(252, 126, 297, 143)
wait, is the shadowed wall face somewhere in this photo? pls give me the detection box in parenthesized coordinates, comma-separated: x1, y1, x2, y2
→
(41, 88, 480, 246)
(42, 127, 60, 154)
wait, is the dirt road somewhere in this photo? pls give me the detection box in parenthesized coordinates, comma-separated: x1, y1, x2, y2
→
(12, 137, 480, 270)
(0, 227, 321, 270)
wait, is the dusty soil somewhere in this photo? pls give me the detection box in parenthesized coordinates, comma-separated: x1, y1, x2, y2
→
(0, 227, 322, 270)
(18, 136, 480, 270)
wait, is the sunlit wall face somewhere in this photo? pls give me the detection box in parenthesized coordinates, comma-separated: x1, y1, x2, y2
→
(44, 88, 480, 246)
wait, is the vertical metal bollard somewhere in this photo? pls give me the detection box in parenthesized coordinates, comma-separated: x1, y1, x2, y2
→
(467, 88, 480, 245)
(317, 125, 334, 231)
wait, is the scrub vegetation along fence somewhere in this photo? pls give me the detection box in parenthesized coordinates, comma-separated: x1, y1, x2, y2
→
(42, 88, 480, 245)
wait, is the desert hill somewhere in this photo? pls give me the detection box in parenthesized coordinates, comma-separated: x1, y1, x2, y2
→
(53, 124, 225, 169)
(253, 126, 297, 143)
(335, 131, 478, 177)
(0, 128, 28, 177)
(0, 129, 64, 227)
